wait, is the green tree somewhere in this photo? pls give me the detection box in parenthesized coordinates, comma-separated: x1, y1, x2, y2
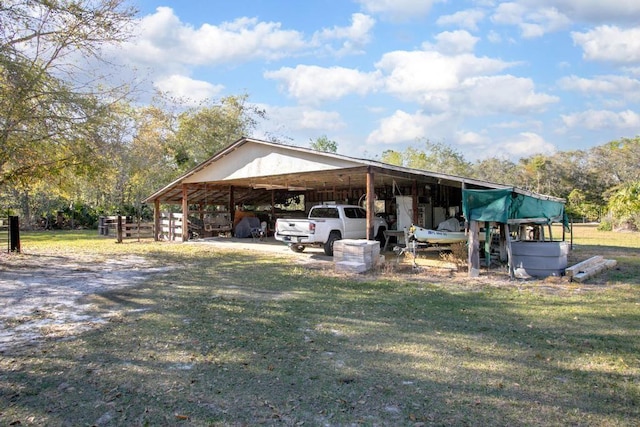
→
(590, 137, 640, 187)
(471, 157, 518, 185)
(380, 150, 403, 166)
(605, 181, 640, 230)
(402, 146, 429, 169)
(566, 189, 600, 222)
(389, 140, 471, 175)
(171, 94, 266, 170)
(309, 135, 338, 153)
(0, 0, 136, 188)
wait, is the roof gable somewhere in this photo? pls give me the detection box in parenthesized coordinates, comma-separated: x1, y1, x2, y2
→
(183, 139, 362, 183)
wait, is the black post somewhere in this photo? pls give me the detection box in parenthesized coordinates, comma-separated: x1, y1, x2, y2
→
(9, 215, 20, 253)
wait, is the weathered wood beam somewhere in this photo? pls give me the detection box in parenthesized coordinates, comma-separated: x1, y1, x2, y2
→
(468, 220, 480, 277)
(154, 199, 160, 241)
(181, 184, 188, 242)
(366, 168, 375, 240)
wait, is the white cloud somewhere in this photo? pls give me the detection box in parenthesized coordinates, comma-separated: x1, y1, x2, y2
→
(491, 2, 571, 38)
(313, 13, 376, 55)
(487, 30, 502, 43)
(366, 110, 449, 144)
(490, 2, 640, 38)
(561, 109, 640, 130)
(255, 104, 346, 141)
(437, 9, 485, 31)
(459, 75, 559, 114)
(454, 130, 490, 146)
(528, 0, 640, 23)
(572, 26, 640, 64)
(376, 49, 513, 106)
(492, 2, 526, 26)
(153, 75, 224, 104)
(123, 7, 308, 67)
(264, 65, 382, 104)
(558, 75, 640, 102)
(502, 132, 556, 158)
(491, 119, 544, 131)
(375, 47, 549, 115)
(432, 30, 480, 54)
(128, 8, 380, 67)
(355, 0, 441, 21)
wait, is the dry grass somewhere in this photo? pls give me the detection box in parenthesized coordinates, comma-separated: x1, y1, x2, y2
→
(0, 227, 638, 426)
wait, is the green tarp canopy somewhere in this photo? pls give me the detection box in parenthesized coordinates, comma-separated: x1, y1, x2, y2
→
(462, 188, 566, 225)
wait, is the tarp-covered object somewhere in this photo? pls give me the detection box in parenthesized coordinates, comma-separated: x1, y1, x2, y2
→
(234, 216, 261, 238)
(462, 188, 566, 224)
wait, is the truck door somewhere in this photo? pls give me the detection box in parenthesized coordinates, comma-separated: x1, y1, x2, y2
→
(342, 207, 366, 239)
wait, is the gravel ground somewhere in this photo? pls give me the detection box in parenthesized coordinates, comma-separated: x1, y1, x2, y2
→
(0, 253, 172, 352)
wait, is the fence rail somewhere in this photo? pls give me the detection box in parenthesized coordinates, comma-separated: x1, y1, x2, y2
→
(99, 212, 228, 242)
(98, 216, 155, 242)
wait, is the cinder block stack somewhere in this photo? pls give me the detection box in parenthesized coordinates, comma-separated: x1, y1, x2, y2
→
(334, 239, 381, 273)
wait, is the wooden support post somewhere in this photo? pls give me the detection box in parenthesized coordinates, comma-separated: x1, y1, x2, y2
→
(503, 223, 514, 279)
(366, 168, 375, 240)
(485, 222, 491, 268)
(271, 190, 275, 232)
(468, 220, 480, 277)
(498, 223, 507, 262)
(154, 199, 160, 241)
(412, 180, 418, 225)
(116, 215, 123, 243)
(229, 185, 235, 225)
(169, 213, 173, 241)
(182, 184, 189, 242)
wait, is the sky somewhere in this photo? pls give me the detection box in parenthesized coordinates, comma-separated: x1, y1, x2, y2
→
(116, 0, 640, 162)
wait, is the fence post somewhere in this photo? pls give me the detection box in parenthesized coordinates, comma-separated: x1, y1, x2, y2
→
(116, 215, 123, 243)
(8, 216, 20, 253)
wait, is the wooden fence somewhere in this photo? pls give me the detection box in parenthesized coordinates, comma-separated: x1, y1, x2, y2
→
(98, 216, 155, 242)
(157, 212, 233, 241)
(99, 212, 231, 242)
(157, 212, 186, 241)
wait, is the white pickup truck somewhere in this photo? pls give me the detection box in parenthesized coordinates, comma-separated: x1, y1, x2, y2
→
(274, 204, 388, 256)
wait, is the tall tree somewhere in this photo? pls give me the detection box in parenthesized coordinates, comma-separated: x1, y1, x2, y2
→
(605, 180, 640, 230)
(380, 149, 403, 166)
(471, 157, 518, 186)
(171, 94, 266, 170)
(589, 137, 640, 187)
(309, 135, 338, 153)
(0, 0, 136, 188)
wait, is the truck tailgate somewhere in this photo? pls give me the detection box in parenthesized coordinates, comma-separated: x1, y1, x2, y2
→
(276, 219, 312, 235)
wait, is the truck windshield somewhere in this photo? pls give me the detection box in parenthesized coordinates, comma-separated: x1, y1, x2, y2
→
(309, 207, 339, 218)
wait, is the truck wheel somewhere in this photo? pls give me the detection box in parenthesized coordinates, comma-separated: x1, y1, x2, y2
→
(290, 244, 305, 253)
(324, 231, 341, 256)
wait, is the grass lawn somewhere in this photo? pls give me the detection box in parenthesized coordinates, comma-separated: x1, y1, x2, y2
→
(0, 225, 638, 426)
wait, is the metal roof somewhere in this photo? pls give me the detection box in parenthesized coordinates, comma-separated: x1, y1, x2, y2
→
(144, 137, 564, 206)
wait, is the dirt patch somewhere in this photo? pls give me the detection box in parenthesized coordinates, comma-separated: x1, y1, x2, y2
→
(0, 252, 172, 352)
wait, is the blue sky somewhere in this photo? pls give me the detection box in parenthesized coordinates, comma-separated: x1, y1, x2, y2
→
(117, 0, 640, 161)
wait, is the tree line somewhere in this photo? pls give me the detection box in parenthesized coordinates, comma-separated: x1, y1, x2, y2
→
(1, 1, 638, 231)
(378, 138, 640, 231)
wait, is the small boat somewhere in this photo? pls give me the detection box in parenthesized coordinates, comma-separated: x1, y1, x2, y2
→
(409, 225, 467, 245)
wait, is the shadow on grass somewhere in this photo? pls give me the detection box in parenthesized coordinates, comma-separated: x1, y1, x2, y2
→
(1, 248, 638, 426)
